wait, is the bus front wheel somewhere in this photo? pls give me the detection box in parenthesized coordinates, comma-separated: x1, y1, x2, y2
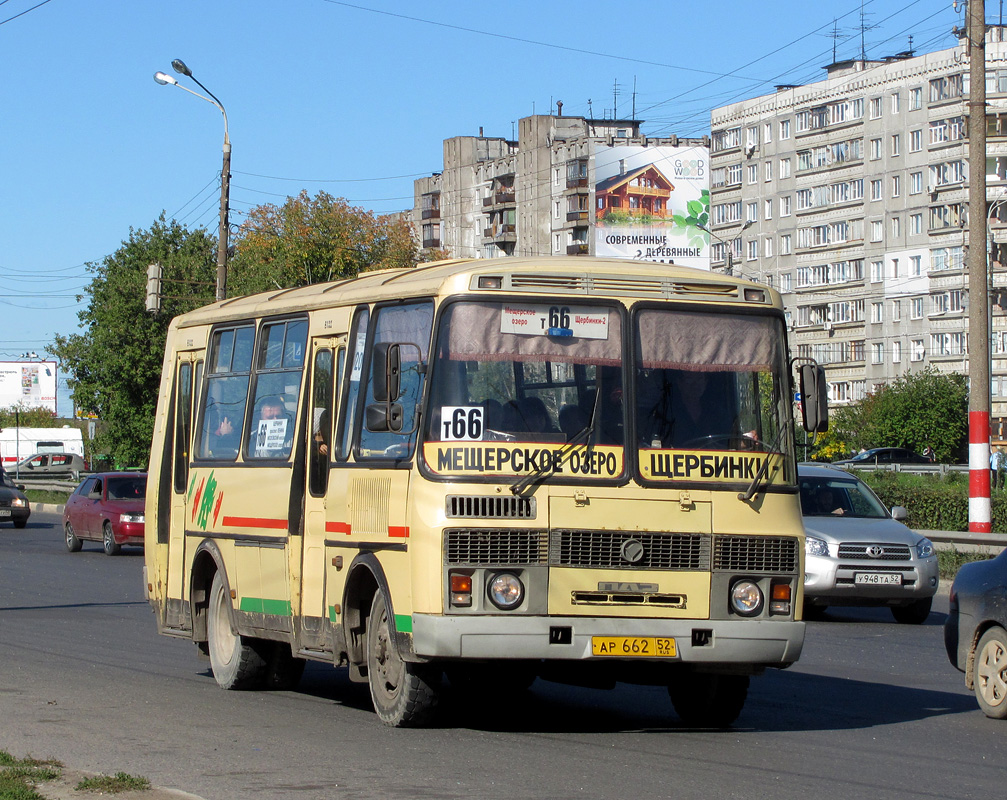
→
(366, 591, 439, 727)
(207, 571, 267, 690)
(668, 673, 749, 727)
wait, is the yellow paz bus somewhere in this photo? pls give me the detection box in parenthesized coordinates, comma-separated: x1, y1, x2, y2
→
(144, 255, 828, 727)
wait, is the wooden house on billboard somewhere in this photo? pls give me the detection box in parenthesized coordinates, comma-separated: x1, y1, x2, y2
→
(595, 161, 675, 223)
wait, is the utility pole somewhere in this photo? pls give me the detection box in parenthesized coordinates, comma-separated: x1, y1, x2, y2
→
(968, 0, 992, 532)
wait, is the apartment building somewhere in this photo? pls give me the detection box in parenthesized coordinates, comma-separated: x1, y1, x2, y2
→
(412, 113, 708, 265)
(709, 26, 1007, 437)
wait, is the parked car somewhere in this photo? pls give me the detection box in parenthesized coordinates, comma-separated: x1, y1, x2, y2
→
(0, 469, 30, 528)
(799, 463, 938, 623)
(62, 472, 146, 555)
(945, 551, 1007, 718)
(14, 452, 87, 479)
(832, 447, 932, 467)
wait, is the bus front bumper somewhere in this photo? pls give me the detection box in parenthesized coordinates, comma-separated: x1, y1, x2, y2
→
(411, 614, 804, 667)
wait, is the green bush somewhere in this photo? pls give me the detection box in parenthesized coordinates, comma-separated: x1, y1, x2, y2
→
(854, 469, 1007, 533)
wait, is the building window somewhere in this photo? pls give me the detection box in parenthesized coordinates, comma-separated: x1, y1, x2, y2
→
(871, 221, 884, 242)
(871, 179, 883, 201)
(910, 171, 923, 194)
(872, 302, 884, 323)
(910, 213, 923, 235)
(781, 272, 792, 292)
(748, 164, 758, 184)
(870, 138, 883, 160)
(781, 234, 792, 255)
(796, 111, 809, 133)
(765, 237, 774, 257)
(892, 174, 901, 197)
(911, 339, 925, 361)
(780, 195, 792, 217)
(764, 122, 773, 143)
(892, 340, 902, 363)
(764, 199, 773, 220)
(746, 202, 758, 222)
(871, 260, 884, 282)
(746, 126, 759, 147)
(764, 161, 773, 182)
(892, 300, 901, 321)
(950, 288, 964, 312)
(872, 343, 884, 364)
(780, 158, 791, 178)
(891, 217, 901, 238)
(780, 119, 791, 140)
(727, 164, 742, 185)
(911, 297, 923, 319)
(891, 92, 901, 114)
(870, 97, 883, 119)
(910, 87, 922, 110)
(910, 129, 922, 152)
(747, 240, 758, 260)
(892, 257, 900, 278)
(911, 255, 922, 275)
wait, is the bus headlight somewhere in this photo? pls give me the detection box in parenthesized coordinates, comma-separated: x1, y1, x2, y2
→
(487, 572, 524, 610)
(730, 580, 763, 616)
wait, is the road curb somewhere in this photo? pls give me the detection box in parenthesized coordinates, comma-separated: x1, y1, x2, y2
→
(33, 503, 65, 515)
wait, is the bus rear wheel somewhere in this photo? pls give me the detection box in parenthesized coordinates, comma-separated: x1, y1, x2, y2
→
(207, 571, 267, 690)
(668, 673, 749, 727)
(366, 591, 439, 727)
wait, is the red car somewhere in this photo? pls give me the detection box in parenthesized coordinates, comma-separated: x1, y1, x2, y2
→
(63, 472, 146, 555)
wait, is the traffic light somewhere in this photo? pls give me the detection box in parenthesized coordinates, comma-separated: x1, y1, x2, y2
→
(146, 262, 162, 313)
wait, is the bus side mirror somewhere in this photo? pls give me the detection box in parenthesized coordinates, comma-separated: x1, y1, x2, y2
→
(799, 364, 829, 433)
(372, 343, 401, 403)
(365, 402, 404, 433)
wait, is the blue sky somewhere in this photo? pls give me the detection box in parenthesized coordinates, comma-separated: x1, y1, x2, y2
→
(0, 0, 961, 413)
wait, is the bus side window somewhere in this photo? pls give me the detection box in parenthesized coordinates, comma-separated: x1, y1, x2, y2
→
(337, 307, 370, 460)
(358, 301, 433, 460)
(245, 318, 307, 461)
(198, 326, 255, 460)
(173, 361, 193, 493)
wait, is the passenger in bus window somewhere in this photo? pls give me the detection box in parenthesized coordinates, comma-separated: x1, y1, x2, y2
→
(249, 396, 293, 458)
(204, 407, 240, 458)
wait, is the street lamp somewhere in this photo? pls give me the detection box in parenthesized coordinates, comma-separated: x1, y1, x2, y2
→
(154, 59, 230, 302)
(697, 220, 753, 277)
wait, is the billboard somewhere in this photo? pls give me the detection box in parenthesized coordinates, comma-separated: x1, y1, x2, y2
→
(593, 143, 710, 269)
(0, 361, 58, 414)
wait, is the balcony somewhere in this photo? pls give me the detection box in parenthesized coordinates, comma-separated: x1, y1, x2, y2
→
(483, 224, 516, 243)
(566, 210, 589, 222)
(482, 192, 516, 209)
(566, 176, 588, 189)
(422, 238, 441, 249)
(421, 208, 440, 220)
(567, 243, 589, 255)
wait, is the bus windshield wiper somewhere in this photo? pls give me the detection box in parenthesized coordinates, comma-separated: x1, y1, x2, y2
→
(510, 384, 603, 498)
(738, 426, 787, 503)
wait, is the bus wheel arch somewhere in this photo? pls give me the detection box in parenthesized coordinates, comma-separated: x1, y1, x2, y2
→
(189, 541, 227, 644)
(341, 554, 388, 674)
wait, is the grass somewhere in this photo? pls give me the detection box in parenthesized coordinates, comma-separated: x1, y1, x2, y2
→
(0, 752, 150, 799)
(938, 548, 997, 578)
(0, 751, 62, 800)
(75, 773, 150, 793)
(23, 490, 71, 505)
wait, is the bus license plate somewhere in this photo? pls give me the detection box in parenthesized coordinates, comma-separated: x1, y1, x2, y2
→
(854, 573, 902, 585)
(591, 636, 676, 657)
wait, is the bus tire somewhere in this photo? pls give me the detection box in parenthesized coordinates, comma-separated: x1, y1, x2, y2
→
(207, 571, 267, 690)
(366, 591, 439, 727)
(668, 673, 749, 727)
(65, 522, 82, 552)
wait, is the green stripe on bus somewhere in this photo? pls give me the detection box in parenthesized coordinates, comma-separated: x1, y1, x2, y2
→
(394, 614, 412, 633)
(328, 605, 338, 622)
(238, 597, 292, 616)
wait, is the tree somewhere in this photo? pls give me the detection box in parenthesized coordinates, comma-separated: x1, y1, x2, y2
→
(49, 216, 217, 467)
(227, 190, 425, 295)
(0, 405, 59, 428)
(824, 367, 968, 463)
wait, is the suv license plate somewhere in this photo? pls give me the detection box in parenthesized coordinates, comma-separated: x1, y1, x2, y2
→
(854, 572, 902, 585)
(0, 509, 10, 517)
(591, 636, 676, 657)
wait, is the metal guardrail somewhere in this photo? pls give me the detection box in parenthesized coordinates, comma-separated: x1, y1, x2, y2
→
(831, 462, 968, 475)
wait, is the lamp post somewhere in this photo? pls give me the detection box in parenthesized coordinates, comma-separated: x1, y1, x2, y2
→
(154, 60, 230, 302)
(697, 220, 753, 277)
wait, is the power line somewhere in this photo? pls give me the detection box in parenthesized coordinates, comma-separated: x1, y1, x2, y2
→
(0, 0, 53, 26)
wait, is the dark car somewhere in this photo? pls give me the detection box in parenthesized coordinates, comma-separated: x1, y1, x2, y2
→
(833, 447, 933, 467)
(0, 470, 30, 528)
(14, 452, 87, 479)
(62, 472, 146, 555)
(945, 551, 1007, 718)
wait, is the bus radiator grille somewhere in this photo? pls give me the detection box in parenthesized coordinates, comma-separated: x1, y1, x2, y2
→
(444, 528, 549, 565)
(712, 535, 799, 573)
(549, 530, 710, 571)
(445, 495, 537, 520)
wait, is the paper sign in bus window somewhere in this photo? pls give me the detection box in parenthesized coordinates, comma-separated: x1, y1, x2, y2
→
(440, 406, 484, 441)
(254, 418, 288, 455)
(500, 304, 609, 340)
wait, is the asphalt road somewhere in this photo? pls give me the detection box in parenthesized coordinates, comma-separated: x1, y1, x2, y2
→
(1, 511, 1004, 800)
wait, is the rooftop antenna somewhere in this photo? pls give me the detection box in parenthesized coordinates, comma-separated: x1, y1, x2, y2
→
(587, 98, 593, 118)
(612, 79, 621, 119)
(632, 76, 637, 120)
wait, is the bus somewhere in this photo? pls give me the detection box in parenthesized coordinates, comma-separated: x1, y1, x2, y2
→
(144, 256, 827, 727)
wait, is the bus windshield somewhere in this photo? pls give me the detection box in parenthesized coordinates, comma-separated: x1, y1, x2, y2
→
(634, 308, 795, 486)
(423, 300, 625, 480)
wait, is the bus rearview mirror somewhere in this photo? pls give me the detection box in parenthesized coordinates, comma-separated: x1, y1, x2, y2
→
(799, 363, 829, 433)
(372, 343, 401, 403)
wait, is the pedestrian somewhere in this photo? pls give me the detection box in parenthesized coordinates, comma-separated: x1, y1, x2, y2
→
(922, 443, 935, 462)
(991, 446, 1004, 490)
